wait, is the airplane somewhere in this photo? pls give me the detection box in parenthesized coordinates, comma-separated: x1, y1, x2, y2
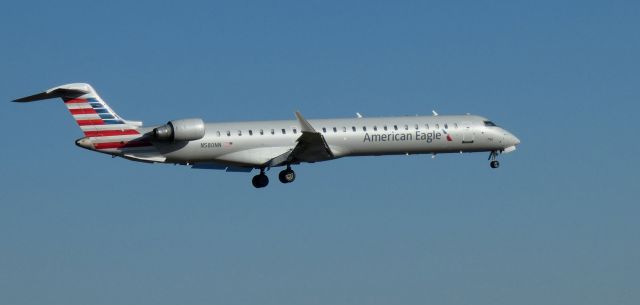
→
(12, 83, 520, 188)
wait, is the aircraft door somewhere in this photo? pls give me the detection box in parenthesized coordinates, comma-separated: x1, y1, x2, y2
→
(461, 121, 474, 144)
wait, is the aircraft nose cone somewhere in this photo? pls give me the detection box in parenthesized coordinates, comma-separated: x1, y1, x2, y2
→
(510, 134, 520, 146)
(513, 135, 520, 145)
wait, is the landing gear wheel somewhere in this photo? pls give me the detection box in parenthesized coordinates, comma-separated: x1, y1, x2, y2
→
(490, 160, 500, 168)
(252, 173, 269, 188)
(278, 168, 296, 184)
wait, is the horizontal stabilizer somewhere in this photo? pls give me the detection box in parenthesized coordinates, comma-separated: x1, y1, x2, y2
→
(12, 83, 91, 103)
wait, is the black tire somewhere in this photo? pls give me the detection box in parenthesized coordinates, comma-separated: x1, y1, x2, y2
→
(279, 169, 296, 183)
(252, 174, 269, 188)
(490, 160, 500, 168)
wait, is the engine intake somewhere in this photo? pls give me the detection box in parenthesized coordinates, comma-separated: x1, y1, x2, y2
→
(153, 118, 205, 142)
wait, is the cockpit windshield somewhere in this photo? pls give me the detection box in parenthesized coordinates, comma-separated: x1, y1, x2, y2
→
(484, 121, 498, 127)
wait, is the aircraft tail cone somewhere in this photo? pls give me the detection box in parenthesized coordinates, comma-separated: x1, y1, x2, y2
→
(75, 137, 95, 150)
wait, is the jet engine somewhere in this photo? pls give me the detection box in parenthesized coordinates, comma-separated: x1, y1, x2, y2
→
(152, 118, 205, 142)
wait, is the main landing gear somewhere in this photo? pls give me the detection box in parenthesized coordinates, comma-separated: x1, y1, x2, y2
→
(252, 168, 269, 188)
(278, 165, 296, 184)
(252, 165, 296, 188)
(489, 150, 500, 169)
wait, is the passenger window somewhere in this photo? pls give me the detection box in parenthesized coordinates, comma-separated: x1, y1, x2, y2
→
(394, 125, 398, 130)
(362, 126, 367, 132)
(415, 124, 419, 130)
(322, 127, 327, 133)
(293, 128, 297, 134)
(226, 131, 231, 136)
(238, 130, 242, 136)
(435, 124, 440, 129)
(383, 125, 388, 131)
(281, 129, 286, 134)
(249, 130, 253, 136)
(444, 123, 448, 129)
(352, 126, 356, 132)
(373, 126, 378, 131)
(260, 129, 264, 135)
(333, 127, 337, 133)
(216, 131, 221, 137)
(342, 127, 347, 132)
(270, 129, 275, 135)
(404, 125, 409, 130)
(425, 124, 430, 130)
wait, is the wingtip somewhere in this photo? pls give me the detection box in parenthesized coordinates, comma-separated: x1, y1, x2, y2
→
(294, 111, 316, 133)
(11, 97, 29, 103)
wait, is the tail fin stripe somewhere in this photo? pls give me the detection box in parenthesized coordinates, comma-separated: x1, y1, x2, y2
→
(80, 124, 134, 131)
(66, 103, 93, 109)
(77, 119, 105, 126)
(64, 98, 88, 104)
(99, 114, 116, 119)
(69, 108, 97, 115)
(73, 114, 102, 120)
(103, 119, 125, 125)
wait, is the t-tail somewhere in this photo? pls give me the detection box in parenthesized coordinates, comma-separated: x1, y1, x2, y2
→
(12, 83, 153, 152)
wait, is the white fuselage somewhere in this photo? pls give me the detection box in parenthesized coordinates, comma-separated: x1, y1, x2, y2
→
(142, 114, 519, 167)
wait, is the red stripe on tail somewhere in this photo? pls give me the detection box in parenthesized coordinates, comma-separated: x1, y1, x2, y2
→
(77, 119, 104, 126)
(64, 98, 88, 104)
(69, 108, 97, 115)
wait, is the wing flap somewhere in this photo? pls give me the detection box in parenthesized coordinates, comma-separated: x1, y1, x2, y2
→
(191, 163, 253, 172)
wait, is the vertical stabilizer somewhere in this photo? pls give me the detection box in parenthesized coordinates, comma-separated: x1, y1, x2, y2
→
(13, 83, 151, 151)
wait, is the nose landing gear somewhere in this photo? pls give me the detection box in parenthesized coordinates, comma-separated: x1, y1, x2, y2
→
(489, 150, 500, 169)
(490, 160, 500, 168)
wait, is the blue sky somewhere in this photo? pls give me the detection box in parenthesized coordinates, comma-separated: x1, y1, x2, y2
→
(1, 1, 639, 304)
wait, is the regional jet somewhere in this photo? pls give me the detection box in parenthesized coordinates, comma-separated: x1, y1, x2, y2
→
(13, 83, 520, 188)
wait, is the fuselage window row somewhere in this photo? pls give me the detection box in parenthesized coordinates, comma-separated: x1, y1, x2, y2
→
(216, 121, 466, 138)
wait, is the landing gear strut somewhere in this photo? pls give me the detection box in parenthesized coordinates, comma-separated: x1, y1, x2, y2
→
(489, 150, 500, 169)
(252, 168, 269, 188)
(278, 165, 296, 184)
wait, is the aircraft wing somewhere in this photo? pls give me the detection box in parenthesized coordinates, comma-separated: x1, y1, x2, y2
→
(266, 112, 334, 167)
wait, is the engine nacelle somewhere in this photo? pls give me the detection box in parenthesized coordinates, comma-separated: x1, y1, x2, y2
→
(153, 118, 205, 142)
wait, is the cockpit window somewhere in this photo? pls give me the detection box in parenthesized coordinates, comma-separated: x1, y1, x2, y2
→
(484, 121, 497, 127)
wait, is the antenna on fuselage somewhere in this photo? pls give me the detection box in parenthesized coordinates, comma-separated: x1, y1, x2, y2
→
(356, 112, 363, 118)
(432, 110, 438, 116)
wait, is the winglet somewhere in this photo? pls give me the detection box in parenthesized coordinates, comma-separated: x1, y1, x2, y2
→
(295, 111, 316, 133)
